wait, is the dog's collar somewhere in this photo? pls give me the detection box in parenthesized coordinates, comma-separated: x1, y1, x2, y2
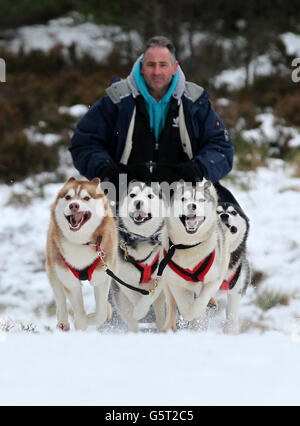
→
(117, 222, 164, 247)
(84, 234, 105, 257)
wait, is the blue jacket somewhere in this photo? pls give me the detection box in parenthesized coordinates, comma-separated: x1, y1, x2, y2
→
(69, 85, 234, 184)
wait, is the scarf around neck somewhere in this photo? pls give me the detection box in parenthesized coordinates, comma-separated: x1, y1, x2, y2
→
(133, 57, 179, 141)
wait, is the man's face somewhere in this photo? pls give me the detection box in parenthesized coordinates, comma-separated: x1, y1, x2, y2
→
(140, 47, 178, 98)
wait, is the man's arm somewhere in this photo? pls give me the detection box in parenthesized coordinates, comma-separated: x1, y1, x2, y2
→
(69, 96, 118, 180)
(191, 99, 234, 183)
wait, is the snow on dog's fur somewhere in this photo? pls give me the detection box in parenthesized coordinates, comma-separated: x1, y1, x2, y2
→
(112, 181, 167, 332)
(217, 202, 251, 333)
(162, 179, 231, 331)
(46, 177, 117, 331)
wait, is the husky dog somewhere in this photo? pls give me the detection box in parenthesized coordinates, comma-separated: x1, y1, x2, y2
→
(162, 179, 231, 331)
(216, 202, 251, 333)
(46, 177, 118, 331)
(113, 181, 167, 332)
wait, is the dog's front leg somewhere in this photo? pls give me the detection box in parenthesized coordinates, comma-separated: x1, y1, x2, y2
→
(117, 290, 139, 332)
(168, 285, 195, 321)
(191, 281, 221, 330)
(224, 287, 242, 334)
(88, 271, 111, 326)
(47, 266, 70, 331)
(64, 284, 88, 331)
(162, 283, 177, 331)
(152, 290, 166, 332)
(56, 267, 88, 330)
(133, 290, 159, 321)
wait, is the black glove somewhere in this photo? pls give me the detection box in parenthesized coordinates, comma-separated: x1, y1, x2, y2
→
(174, 160, 204, 183)
(125, 162, 153, 183)
(97, 163, 121, 188)
(156, 163, 179, 184)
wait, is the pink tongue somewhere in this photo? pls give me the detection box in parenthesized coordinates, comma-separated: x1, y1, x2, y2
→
(135, 212, 148, 220)
(187, 217, 197, 227)
(71, 212, 84, 226)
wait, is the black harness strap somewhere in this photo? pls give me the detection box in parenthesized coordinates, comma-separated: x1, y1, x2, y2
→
(157, 239, 202, 278)
(105, 269, 150, 295)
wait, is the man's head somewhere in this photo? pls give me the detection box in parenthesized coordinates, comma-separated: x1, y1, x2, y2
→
(140, 36, 178, 100)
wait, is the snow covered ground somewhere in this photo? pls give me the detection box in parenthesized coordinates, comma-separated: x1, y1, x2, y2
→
(1, 331, 300, 406)
(0, 159, 300, 406)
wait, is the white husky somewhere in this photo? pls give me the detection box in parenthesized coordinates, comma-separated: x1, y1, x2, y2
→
(162, 179, 231, 331)
(112, 181, 167, 332)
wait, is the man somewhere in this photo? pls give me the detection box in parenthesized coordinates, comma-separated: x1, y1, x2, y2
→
(69, 35, 237, 204)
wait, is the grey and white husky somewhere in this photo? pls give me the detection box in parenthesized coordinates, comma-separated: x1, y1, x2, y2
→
(162, 179, 231, 331)
(216, 202, 251, 333)
(112, 181, 167, 332)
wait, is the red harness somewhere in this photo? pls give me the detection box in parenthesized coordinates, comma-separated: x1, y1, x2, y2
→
(163, 248, 241, 291)
(220, 264, 242, 291)
(59, 252, 101, 281)
(163, 249, 215, 283)
(59, 235, 104, 282)
(127, 252, 160, 284)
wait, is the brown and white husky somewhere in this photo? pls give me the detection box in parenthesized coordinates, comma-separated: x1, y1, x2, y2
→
(46, 177, 118, 331)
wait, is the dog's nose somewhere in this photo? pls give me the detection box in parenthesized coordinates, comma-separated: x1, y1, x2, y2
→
(187, 202, 197, 211)
(69, 202, 80, 213)
(134, 200, 143, 210)
(220, 213, 229, 221)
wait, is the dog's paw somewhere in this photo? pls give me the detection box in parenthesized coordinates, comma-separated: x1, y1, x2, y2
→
(207, 298, 217, 309)
(57, 321, 70, 332)
(87, 312, 107, 326)
(74, 316, 88, 331)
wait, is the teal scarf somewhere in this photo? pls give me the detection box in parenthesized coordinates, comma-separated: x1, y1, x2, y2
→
(133, 57, 178, 141)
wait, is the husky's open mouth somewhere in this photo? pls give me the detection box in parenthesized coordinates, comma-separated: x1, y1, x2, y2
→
(180, 214, 205, 234)
(130, 211, 152, 225)
(65, 211, 91, 231)
(224, 222, 238, 234)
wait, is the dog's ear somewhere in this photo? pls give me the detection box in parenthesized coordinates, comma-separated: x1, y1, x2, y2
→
(204, 180, 211, 191)
(66, 177, 76, 184)
(90, 177, 103, 194)
(91, 177, 101, 185)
